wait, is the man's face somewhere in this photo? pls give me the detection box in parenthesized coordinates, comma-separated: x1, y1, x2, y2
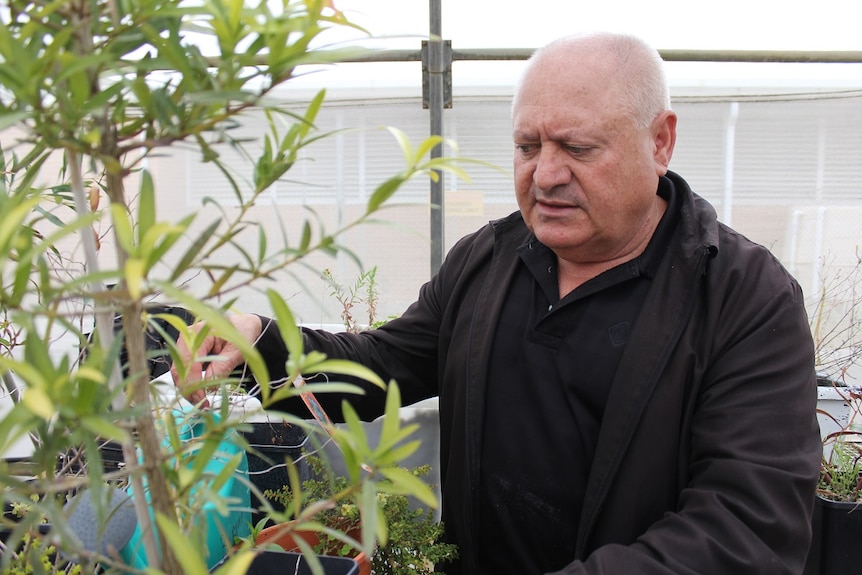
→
(512, 53, 674, 266)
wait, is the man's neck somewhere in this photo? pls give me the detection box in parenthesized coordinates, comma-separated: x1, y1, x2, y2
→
(556, 196, 668, 298)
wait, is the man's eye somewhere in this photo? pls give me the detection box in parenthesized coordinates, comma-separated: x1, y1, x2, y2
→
(515, 144, 537, 154)
(565, 145, 590, 154)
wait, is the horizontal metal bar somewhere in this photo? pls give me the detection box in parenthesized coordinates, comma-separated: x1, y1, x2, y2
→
(339, 47, 862, 65)
(341, 49, 423, 62)
(658, 49, 862, 64)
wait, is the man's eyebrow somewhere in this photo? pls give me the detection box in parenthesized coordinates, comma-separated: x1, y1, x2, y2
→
(512, 130, 538, 140)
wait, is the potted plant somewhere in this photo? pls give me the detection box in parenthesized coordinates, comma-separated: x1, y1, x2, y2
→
(246, 521, 368, 575)
(804, 388, 862, 575)
(0, 1, 465, 573)
(804, 256, 862, 575)
(259, 454, 458, 575)
(215, 380, 446, 575)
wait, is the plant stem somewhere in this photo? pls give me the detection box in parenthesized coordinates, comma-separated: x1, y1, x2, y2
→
(68, 151, 124, 411)
(69, 151, 182, 572)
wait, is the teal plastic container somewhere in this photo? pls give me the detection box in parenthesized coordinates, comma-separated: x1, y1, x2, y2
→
(120, 407, 251, 571)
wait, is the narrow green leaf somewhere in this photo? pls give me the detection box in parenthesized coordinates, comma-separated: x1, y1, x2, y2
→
(367, 176, 405, 214)
(143, 222, 188, 271)
(110, 203, 136, 255)
(413, 135, 446, 164)
(267, 381, 364, 406)
(21, 387, 54, 421)
(65, 55, 91, 106)
(125, 258, 145, 300)
(360, 479, 382, 550)
(266, 288, 303, 359)
(295, 90, 325, 141)
(207, 265, 238, 297)
(75, 366, 107, 384)
(170, 218, 218, 282)
(210, 551, 254, 575)
(188, 434, 224, 480)
(209, 451, 243, 493)
(0, 404, 36, 458)
(302, 358, 386, 390)
(374, 439, 421, 467)
(380, 466, 438, 508)
(20, 333, 53, 387)
(154, 513, 210, 575)
(381, 380, 403, 442)
(10, 246, 33, 305)
(0, 196, 41, 254)
(336, 403, 368, 483)
(80, 416, 129, 443)
(137, 170, 156, 244)
(385, 126, 414, 165)
(257, 224, 267, 265)
(298, 219, 312, 252)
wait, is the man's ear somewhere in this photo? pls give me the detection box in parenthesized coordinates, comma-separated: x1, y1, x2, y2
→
(652, 110, 677, 175)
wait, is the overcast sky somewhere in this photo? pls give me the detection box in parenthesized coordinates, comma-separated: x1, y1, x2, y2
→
(334, 0, 862, 51)
(181, 1, 862, 91)
(276, 0, 861, 93)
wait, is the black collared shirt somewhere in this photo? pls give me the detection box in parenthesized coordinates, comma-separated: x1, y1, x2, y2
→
(477, 179, 680, 573)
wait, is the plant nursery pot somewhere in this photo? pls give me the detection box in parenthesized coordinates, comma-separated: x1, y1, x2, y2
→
(803, 495, 862, 575)
(240, 420, 311, 525)
(240, 550, 359, 575)
(254, 523, 370, 575)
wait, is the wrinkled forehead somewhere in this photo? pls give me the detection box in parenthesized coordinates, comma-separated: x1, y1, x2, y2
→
(513, 57, 628, 126)
(514, 46, 623, 110)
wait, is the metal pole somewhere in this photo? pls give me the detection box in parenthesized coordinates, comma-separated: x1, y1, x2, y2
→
(338, 48, 862, 65)
(428, 0, 444, 275)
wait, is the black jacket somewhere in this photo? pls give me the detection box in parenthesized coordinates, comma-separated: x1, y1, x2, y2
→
(258, 171, 821, 574)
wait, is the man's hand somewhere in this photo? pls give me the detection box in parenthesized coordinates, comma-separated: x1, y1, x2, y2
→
(170, 313, 263, 407)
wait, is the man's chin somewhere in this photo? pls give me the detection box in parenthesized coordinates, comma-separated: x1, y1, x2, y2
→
(532, 228, 588, 253)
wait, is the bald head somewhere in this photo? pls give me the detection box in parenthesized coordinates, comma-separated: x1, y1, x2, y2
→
(514, 33, 671, 130)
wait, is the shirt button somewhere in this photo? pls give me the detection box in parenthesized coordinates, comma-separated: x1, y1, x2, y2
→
(547, 266, 553, 274)
(548, 304, 553, 311)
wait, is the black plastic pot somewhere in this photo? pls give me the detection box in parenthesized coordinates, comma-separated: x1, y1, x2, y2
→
(241, 420, 311, 524)
(803, 495, 862, 575)
(214, 550, 359, 575)
(57, 440, 126, 474)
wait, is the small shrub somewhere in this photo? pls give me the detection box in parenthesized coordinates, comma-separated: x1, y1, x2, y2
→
(264, 455, 458, 575)
(819, 434, 862, 502)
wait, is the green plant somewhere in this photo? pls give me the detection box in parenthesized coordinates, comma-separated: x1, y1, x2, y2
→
(817, 383, 862, 504)
(1, 495, 81, 575)
(0, 1, 469, 574)
(264, 454, 458, 575)
(0, 532, 82, 575)
(812, 252, 862, 504)
(323, 266, 382, 334)
(818, 434, 862, 502)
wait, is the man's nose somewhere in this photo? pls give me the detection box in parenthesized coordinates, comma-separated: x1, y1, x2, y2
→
(533, 145, 572, 190)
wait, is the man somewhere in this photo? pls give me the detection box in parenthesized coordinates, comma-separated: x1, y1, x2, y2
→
(174, 32, 821, 574)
